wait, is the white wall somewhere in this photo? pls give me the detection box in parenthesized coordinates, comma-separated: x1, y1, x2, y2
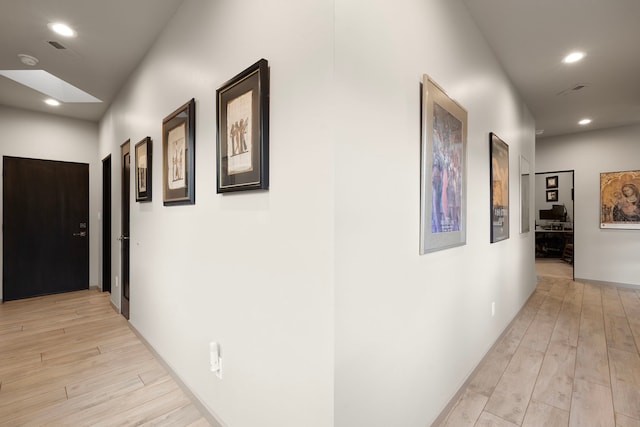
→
(537, 124, 640, 287)
(333, 0, 536, 425)
(0, 106, 99, 301)
(99, 0, 334, 426)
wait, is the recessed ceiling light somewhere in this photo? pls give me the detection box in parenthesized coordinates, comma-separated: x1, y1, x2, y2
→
(578, 118, 592, 125)
(48, 22, 76, 37)
(563, 52, 585, 64)
(45, 99, 61, 106)
(535, 129, 545, 135)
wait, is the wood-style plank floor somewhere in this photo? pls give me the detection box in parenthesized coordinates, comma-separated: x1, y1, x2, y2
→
(436, 260, 640, 427)
(0, 289, 212, 426)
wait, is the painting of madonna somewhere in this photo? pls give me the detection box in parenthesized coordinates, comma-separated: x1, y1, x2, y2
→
(601, 170, 640, 229)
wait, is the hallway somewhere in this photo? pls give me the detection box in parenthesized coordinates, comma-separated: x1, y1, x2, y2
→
(436, 265, 640, 426)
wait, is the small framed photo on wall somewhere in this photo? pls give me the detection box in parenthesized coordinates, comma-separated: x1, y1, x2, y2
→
(546, 175, 558, 189)
(546, 189, 559, 202)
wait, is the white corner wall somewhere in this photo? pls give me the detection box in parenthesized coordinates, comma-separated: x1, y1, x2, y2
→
(333, 0, 536, 425)
(536, 124, 640, 287)
(98, 0, 334, 426)
(0, 106, 100, 301)
(99, 0, 537, 425)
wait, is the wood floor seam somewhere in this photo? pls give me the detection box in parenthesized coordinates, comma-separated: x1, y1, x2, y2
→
(0, 289, 213, 426)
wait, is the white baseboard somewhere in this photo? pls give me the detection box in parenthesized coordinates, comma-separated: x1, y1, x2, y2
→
(126, 322, 226, 427)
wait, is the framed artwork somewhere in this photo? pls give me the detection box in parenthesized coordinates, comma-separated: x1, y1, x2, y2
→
(546, 175, 558, 189)
(520, 155, 530, 233)
(490, 132, 509, 243)
(420, 75, 467, 254)
(216, 58, 269, 193)
(600, 169, 640, 229)
(546, 190, 559, 202)
(162, 98, 195, 206)
(135, 136, 152, 202)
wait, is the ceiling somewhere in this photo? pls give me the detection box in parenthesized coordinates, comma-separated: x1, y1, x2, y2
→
(463, 0, 640, 138)
(1, 1, 639, 137)
(0, 0, 184, 122)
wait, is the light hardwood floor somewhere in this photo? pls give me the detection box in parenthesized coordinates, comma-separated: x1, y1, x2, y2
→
(0, 290, 212, 426)
(436, 261, 640, 427)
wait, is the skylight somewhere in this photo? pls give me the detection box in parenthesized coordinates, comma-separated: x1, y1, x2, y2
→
(0, 70, 101, 103)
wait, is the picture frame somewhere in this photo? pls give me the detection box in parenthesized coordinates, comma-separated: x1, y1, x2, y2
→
(135, 136, 152, 202)
(546, 175, 558, 189)
(600, 169, 640, 229)
(546, 189, 559, 202)
(519, 155, 530, 233)
(162, 98, 195, 206)
(216, 58, 269, 193)
(420, 75, 467, 254)
(490, 132, 509, 243)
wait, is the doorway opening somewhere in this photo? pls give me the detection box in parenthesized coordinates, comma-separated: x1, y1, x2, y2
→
(534, 170, 574, 280)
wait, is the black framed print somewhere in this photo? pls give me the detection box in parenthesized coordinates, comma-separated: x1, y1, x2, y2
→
(162, 98, 195, 206)
(216, 59, 269, 193)
(546, 189, 559, 202)
(490, 132, 509, 243)
(135, 137, 152, 202)
(546, 175, 558, 189)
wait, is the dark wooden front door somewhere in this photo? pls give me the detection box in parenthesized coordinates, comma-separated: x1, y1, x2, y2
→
(120, 142, 130, 319)
(3, 157, 89, 301)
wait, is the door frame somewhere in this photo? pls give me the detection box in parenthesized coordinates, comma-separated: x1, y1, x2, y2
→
(120, 141, 131, 319)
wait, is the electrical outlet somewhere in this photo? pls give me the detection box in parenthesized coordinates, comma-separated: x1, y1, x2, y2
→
(210, 342, 222, 379)
(115, 276, 119, 288)
(491, 302, 496, 317)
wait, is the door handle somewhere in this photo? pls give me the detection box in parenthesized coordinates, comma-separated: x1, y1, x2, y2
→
(73, 231, 87, 237)
(117, 235, 130, 241)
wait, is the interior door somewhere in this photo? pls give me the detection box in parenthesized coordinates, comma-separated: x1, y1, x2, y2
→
(102, 155, 112, 293)
(3, 156, 89, 301)
(120, 142, 130, 319)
